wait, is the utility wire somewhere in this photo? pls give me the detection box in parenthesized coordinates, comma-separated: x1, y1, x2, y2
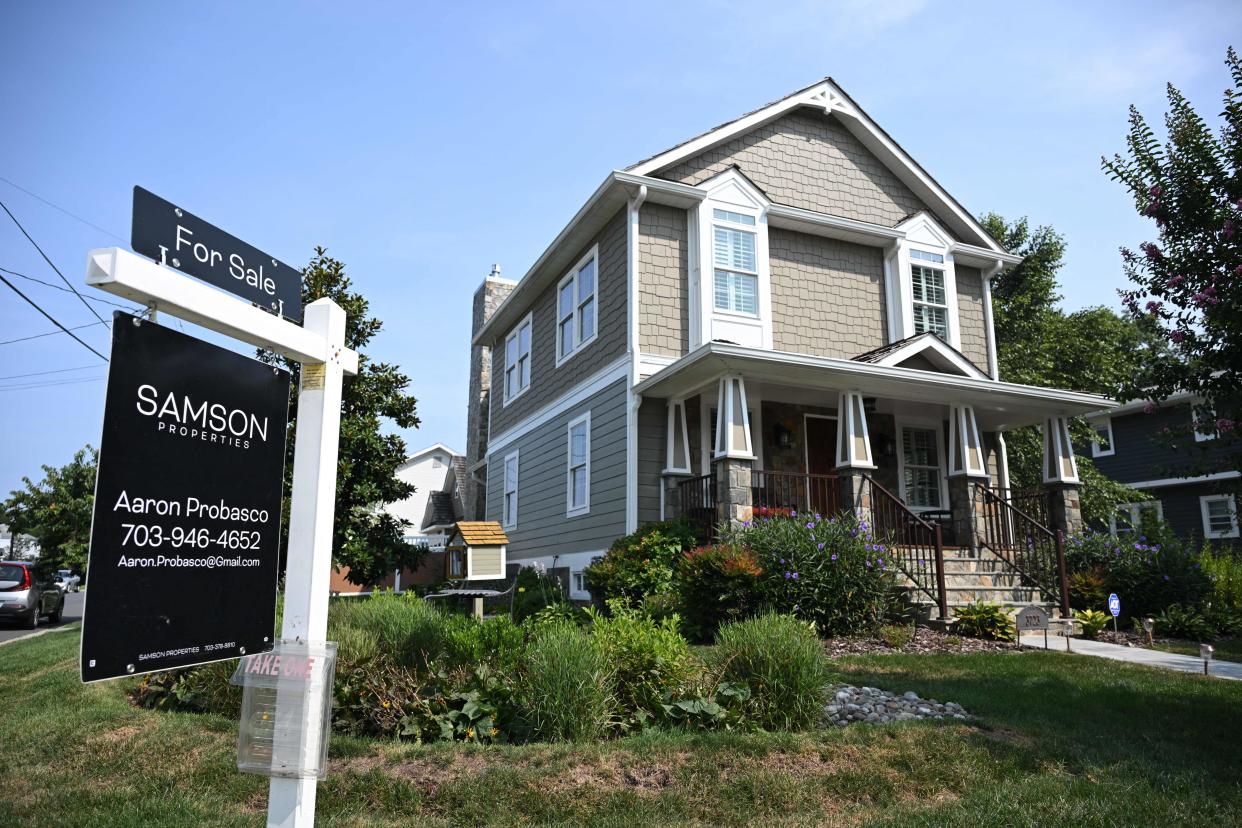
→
(0, 271, 108, 362)
(0, 176, 128, 244)
(0, 376, 105, 392)
(0, 265, 139, 311)
(0, 197, 110, 328)
(0, 321, 106, 346)
(0, 364, 101, 381)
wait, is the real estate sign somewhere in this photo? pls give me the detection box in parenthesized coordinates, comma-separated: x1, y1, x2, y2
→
(80, 312, 290, 682)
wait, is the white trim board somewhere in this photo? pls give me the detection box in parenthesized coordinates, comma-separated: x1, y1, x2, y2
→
(1126, 471, 1241, 490)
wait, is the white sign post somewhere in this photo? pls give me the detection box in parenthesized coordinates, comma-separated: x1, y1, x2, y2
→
(87, 246, 357, 828)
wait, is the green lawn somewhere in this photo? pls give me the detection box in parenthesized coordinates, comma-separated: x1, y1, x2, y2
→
(3, 627, 1242, 827)
(1150, 637, 1242, 664)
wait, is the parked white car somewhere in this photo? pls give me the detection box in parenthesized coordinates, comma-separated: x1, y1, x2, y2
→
(55, 569, 80, 592)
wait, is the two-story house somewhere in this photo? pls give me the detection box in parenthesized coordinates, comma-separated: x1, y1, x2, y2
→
(1084, 396, 1239, 549)
(464, 79, 1113, 614)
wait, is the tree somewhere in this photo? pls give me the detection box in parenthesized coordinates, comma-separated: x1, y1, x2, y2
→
(1, 446, 97, 576)
(261, 248, 423, 587)
(980, 214, 1164, 527)
(1102, 46, 1242, 473)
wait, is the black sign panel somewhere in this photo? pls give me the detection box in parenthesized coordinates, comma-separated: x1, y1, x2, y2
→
(81, 312, 290, 682)
(131, 186, 303, 323)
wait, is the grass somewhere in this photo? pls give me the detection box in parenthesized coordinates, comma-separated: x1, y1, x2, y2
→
(3, 628, 1242, 826)
(1150, 637, 1242, 663)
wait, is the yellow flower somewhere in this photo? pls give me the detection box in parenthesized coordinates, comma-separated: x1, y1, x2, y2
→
(465, 728, 475, 740)
(490, 727, 499, 737)
(518, 587, 526, 592)
(382, 699, 391, 708)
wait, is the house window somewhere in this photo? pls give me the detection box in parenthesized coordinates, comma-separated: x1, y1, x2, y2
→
(1201, 494, 1239, 539)
(557, 249, 597, 364)
(1194, 405, 1217, 442)
(448, 549, 465, 578)
(901, 427, 943, 510)
(504, 314, 532, 403)
(502, 452, 519, 529)
(1090, 418, 1115, 458)
(572, 571, 586, 593)
(712, 209, 758, 315)
(911, 264, 948, 339)
(567, 412, 591, 516)
(1110, 500, 1163, 535)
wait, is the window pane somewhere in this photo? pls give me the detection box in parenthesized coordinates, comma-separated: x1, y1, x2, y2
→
(578, 297, 595, 341)
(570, 423, 587, 465)
(559, 282, 575, 319)
(505, 366, 515, 397)
(559, 318, 574, 357)
(713, 271, 730, 310)
(577, 258, 595, 299)
(911, 266, 946, 305)
(572, 467, 587, 508)
(904, 468, 941, 508)
(1094, 425, 1111, 451)
(911, 249, 944, 264)
(903, 428, 939, 468)
(913, 304, 948, 338)
(712, 208, 756, 225)
(519, 356, 529, 388)
(519, 322, 530, 353)
(713, 226, 755, 272)
(505, 458, 518, 491)
(1207, 499, 1234, 533)
(506, 336, 517, 367)
(714, 270, 756, 314)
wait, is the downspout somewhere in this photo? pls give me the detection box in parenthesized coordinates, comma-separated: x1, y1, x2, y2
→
(625, 185, 648, 533)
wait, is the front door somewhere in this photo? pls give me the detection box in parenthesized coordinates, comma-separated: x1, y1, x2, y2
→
(805, 416, 838, 514)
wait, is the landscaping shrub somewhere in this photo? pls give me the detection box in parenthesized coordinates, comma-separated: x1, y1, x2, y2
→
(878, 623, 914, 649)
(1201, 546, 1242, 612)
(519, 622, 616, 742)
(713, 613, 828, 731)
(511, 564, 569, 623)
(134, 659, 239, 716)
(952, 601, 1016, 642)
(328, 592, 450, 669)
(1066, 526, 1212, 617)
(585, 600, 693, 728)
(723, 512, 894, 636)
(1154, 603, 1216, 641)
(675, 543, 763, 641)
(1073, 608, 1110, 639)
(1069, 570, 1109, 612)
(582, 519, 697, 605)
(442, 613, 527, 671)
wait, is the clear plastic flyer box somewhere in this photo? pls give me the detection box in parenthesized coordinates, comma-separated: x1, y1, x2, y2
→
(230, 640, 337, 779)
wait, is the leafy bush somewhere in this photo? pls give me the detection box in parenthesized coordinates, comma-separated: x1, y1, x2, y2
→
(1201, 547, 1242, 611)
(1069, 570, 1109, 612)
(713, 613, 828, 731)
(511, 564, 569, 623)
(519, 623, 616, 742)
(723, 513, 894, 636)
(661, 680, 752, 731)
(878, 623, 914, 649)
(675, 543, 763, 641)
(1066, 526, 1212, 617)
(1154, 604, 1216, 641)
(328, 592, 450, 669)
(582, 520, 697, 605)
(1073, 608, 1110, 639)
(442, 614, 527, 671)
(952, 602, 1016, 642)
(586, 600, 693, 728)
(134, 659, 239, 716)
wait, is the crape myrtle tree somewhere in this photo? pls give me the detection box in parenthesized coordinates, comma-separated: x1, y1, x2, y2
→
(1, 446, 97, 577)
(1102, 47, 1241, 474)
(980, 214, 1165, 527)
(261, 248, 424, 587)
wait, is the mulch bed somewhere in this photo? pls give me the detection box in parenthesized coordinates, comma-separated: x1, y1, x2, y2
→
(824, 627, 1021, 657)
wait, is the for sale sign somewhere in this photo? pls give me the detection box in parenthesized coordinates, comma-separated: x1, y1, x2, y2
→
(81, 312, 290, 682)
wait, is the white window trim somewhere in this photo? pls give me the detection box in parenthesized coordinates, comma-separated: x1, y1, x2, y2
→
(895, 416, 949, 512)
(1109, 500, 1163, 536)
(554, 245, 599, 368)
(502, 312, 533, 406)
(566, 411, 591, 517)
(1090, 416, 1115, 458)
(1200, 494, 1239, 539)
(1193, 404, 1217, 442)
(886, 213, 962, 350)
(502, 450, 519, 530)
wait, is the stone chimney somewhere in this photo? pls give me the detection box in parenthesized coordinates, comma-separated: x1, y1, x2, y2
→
(464, 265, 515, 520)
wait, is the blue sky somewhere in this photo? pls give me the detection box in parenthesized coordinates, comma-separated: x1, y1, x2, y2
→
(2, 0, 1239, 495)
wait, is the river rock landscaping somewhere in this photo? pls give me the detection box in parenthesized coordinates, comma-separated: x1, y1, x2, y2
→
(823, 684, 970, 727)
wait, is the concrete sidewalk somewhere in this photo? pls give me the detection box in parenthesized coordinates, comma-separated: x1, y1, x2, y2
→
(1019, 634, 1242, 681)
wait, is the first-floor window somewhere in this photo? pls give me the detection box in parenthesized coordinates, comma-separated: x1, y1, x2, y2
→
(911, 264, 948, 339)
(503, 452, 519, 528)
(1110, 500, 1162, 535)
(902, 427, 942, 509)
(567, 412, 591, 516)
(572, 571, 585, 593)
(1201, 495, 1239, 539)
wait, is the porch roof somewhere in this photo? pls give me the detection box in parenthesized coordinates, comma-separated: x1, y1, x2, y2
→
(633, 342, 1116, 430)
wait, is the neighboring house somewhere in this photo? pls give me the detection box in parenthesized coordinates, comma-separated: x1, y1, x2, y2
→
(0, 525, 39, 560)
(1084, 395, 1239, 549)
(463, 78, 1113, 612)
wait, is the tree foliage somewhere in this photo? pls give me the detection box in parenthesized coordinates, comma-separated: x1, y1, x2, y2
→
(1102, 46, 1242, 472)
(980, 214, 1160, 526)
(1, 446, 97, 576)
(261, 248, 423, 587)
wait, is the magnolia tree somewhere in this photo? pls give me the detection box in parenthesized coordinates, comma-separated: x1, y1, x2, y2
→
(1103, 47, 1241, 470)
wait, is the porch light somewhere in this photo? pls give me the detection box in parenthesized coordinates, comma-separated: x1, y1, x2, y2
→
(1201, 643, 1214, 676)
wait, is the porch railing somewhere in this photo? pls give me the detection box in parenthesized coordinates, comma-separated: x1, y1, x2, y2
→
(998, 487, 1052, 530)
(975, 483, 1070, 617)
(863, 473, 948, 619)
(677, 472, 717, 544)
(751, 470, 840, 518)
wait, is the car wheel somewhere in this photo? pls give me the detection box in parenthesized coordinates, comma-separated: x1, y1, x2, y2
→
(24, 605, 38, 630)
(49, 600, 63, 624)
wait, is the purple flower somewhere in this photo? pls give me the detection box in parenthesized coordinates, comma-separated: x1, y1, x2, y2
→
(1148, 184, 1163, 197)
(1169, 274, 1185, 286)
(784, 571, 792, 580)
(865, 560, 872, 568)
(814, 513, 822, 520)
(1145, 300, 1163, 314)
(790, 510, 797, 518)
(791, 572, 799, 580)
(831, 554, 838, 561)
(1163, 575, 1170, 581)
(806, 521, 815, 530)
(1140, 242, 1163, 260)
(817, 542, 825, 551)
(779, 558, 785, 564)
(1171, 330, 1186, 344)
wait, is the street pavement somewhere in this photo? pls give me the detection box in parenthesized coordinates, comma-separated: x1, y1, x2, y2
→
(0, 589, 84, 645)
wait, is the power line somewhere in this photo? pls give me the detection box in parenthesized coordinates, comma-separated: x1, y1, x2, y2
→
(0, 176, 128, 244)
(0, 271, 108, 362)
(0, 197, 110, 328)
(0, 364, 101, 381)
(0, 265, 139, 311)
(0, 376, 105, 392)
(0, 320, 106, 346)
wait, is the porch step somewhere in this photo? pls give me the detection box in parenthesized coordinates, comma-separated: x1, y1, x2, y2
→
(896, 545, 1058, 620)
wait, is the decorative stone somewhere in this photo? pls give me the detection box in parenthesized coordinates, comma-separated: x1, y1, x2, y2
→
(821, 684, 971, 728)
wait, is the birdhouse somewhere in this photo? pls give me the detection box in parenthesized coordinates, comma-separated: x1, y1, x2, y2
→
(444, 521, 508, 581)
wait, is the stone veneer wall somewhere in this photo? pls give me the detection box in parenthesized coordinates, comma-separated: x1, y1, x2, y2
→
(464, 277, 514, 520)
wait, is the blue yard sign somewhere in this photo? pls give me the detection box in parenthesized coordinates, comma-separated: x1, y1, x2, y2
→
(1108, 593, 1121, 617)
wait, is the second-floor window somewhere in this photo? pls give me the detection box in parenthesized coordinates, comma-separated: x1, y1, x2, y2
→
(1090, 417, 1115, 457)
(504, 314, 532, 404)
(557, 249, 597, 364)
(910, 250, 948, 339)
(567, 412, 590, 516)
(712, 209, 758, 315)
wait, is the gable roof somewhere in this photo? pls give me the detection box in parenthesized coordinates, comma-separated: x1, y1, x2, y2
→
(399, 442, 462, 470)
(852, 333, 989, 380)
(453, 521, 508, 547)
(627, 78, 1004, 254)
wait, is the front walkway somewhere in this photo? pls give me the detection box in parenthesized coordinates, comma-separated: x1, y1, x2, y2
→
(1019, 634, 1242, 681)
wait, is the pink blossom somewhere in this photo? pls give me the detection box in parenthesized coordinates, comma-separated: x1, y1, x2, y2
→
(1170, 330, 1186, 343)
(1140, 242, 1163, 260)
(1168, 274, 1185, 286)
(1145, 300, 1163, 313)
(1149, 184, 1163, 197)
(1219, 419, 1236, 434)
(1224, 219, 1236, 238)
(1235, 264, 1242, 275)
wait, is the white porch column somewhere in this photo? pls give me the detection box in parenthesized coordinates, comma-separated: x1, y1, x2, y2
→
(713, 376, 754, 526)
(1041, 416, 1079, 484)
(661, 398, 692, 520)
(948, 404, 988, 478)
(834, 390, 875, 524)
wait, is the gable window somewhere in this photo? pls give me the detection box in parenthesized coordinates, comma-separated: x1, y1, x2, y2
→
(910, 256, 948, 340)
(1110, 500, 1162, 536)
(1201, 494, 1239, 539)
(712, 209, 758, 315)
(504, 314, 532, 404)
(567, 412, 591, 516)
(1090, 418, 1115, 458)
(557, 248, 597, 364)
(502, 451, 519, 529)
(901, 426, 944, 510)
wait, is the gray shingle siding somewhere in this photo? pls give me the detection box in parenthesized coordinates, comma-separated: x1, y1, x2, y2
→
(485, 377, 628, 560)
(638, 204, 689, 358)
(658, 109, 943, 231)
(489, 209, 628, 439)
(637, 397, 665, 525)
(954, 265, 989, 371)
(769, 228, 888, 358)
